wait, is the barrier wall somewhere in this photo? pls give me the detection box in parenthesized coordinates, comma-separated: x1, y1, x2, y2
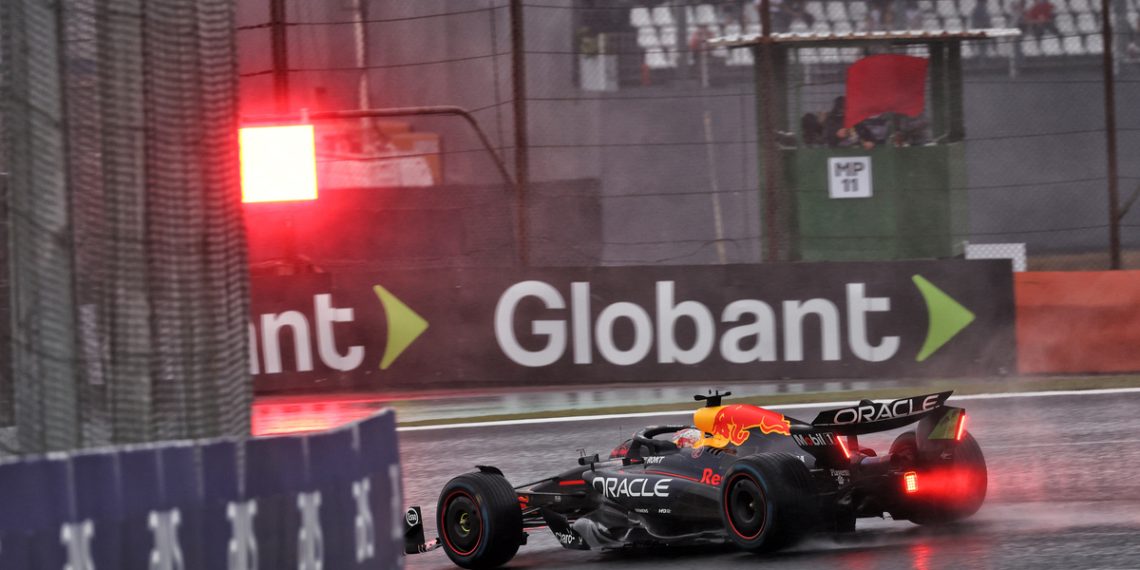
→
(251, 260, 1016, 393)
(0, 410, 403, 570)
(1016, 271, 1140, 374)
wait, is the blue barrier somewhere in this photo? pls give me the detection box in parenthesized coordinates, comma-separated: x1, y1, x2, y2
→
(0, 409, 403, 570)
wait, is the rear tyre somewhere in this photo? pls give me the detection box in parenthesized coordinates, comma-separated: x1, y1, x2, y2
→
(890, 431, 988, 525)
(720, 452, 816, 553)
(437, 472, 523, 569)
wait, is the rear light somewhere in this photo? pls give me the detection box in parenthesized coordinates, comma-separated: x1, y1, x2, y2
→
(836, 435, 852, 460)
(955, 411, 968, 441)
(904, 471, 919, 494)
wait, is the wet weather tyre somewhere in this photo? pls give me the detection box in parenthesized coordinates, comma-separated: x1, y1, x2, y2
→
(891, 431, 988, 525)
(437, 471, 523, 569)
(720, 452, 816, 553)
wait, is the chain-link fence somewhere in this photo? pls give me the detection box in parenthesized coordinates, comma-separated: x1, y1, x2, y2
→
(0, 0, 251, 454)
(235, 0, 1140, 272)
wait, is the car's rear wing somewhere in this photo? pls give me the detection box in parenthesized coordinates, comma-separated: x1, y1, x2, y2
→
(811, 391, 953, 435)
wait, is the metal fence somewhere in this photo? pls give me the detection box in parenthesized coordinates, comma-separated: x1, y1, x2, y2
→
(236, 0, 1140, 272)
(0, 0, 251, 453)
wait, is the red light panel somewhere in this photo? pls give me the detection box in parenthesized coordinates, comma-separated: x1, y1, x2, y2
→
(904, 471, 919, 494)
(955, 412, 968, 441)
(837, 435, 852, 459)
(240, 124, 318, 203)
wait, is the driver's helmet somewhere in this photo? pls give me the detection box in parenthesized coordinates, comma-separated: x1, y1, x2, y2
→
(670, 427, 703, 449)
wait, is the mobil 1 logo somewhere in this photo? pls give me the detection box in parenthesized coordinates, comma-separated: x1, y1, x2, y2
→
(828, 156, 872, 199)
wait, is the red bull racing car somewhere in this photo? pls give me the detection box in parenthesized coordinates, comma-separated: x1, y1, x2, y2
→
(405, 390, 987, 569)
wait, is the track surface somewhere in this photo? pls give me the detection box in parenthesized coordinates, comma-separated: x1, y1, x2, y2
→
(401, 391, 1140, 569)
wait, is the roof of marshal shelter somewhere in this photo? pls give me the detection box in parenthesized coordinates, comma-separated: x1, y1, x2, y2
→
(707, 28, 1021, 48)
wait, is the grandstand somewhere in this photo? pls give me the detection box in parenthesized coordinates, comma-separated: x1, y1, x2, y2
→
(616, 0, 1137, 72)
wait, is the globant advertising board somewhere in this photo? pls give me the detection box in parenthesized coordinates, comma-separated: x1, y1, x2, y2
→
(250, 260, 1015, 393)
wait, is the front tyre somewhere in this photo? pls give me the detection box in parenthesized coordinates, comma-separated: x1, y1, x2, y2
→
(437, 472, 523, 569)
(720, 452, 816, 553)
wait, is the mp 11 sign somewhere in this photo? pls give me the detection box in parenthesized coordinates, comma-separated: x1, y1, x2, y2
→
(250, 260, 1015, 393)
(828, 156, 872, 199)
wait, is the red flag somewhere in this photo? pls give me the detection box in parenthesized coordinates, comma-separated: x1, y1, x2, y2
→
(844, 55, 928, 128)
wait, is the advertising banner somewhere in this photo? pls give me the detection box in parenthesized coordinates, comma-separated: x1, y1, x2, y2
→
(0, 410, 403, 570)
(251, 260, 1016, 393)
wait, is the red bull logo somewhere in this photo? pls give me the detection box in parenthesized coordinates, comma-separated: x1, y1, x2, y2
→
(694, 404, 791, 448)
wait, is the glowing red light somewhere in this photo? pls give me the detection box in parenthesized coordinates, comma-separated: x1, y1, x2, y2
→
(904, 471, 919, 494)
(837, 435, 852, 460)
(239, 124, 318, 203)
(955, 411, 968, 441)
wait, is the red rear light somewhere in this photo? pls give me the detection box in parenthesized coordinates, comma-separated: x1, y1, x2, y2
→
(240, 124, 318, 203)
(904, 471, 919, 494)
(955, 411, 968, 441)
(836, 435, 852, 460)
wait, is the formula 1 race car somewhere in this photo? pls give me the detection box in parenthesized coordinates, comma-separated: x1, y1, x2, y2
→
(405, 390, 987, 569)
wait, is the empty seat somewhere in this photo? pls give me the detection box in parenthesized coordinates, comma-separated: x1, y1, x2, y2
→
(644, 48, 668, 69)
(637, 26, 660, 48)
(924, 14, 942, 29)
(659, 25, 679, 48)
(937, 0, 958, 18)
(944, 16, 965, 30)
(826, 1, 848, 21)
(1021, 36, 1042, 56)
(1056, 13, 1076, 34)
(961, 40, 977, 58)
(630, 7, 652, 28)
(848, 1, 869, 22)
(651, 6, 674, 27)
(959, 0, 977, 17)
(833, 20, 854, 34)
(1063, 35, 1086, 54)
(799, 47, 821, 64)
(746, 23, 762, 35)
(743, 2, 759, 24)
(1086, 33, 1103, 53)
(1069, 0, 1093, 13)
(695, 4, 718, 25)
(839, 47, 861, 62)
(1076, 13, 1098, 33)
(820, 47, 840, 62)
(812, 21, 832, 34)
(1040, 36, 1063, 55)
(723, 22, 742, 39)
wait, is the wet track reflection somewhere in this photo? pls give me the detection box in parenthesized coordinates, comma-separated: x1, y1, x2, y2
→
(400, 391, 1140, 569)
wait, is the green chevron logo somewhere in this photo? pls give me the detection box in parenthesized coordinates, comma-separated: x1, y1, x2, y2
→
(373, 284, 429, 370)
(912, 275, 975, 362)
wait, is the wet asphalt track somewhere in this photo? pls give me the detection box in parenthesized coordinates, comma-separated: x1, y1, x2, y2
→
(399, 391, 1140, 570)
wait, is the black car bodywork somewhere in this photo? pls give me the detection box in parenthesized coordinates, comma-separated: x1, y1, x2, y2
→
(406, 391, 987, 569)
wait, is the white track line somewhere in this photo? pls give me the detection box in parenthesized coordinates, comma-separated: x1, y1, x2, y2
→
(396, 386, 1140, 432)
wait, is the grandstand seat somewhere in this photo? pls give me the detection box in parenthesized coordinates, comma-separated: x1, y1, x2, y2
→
(811, 21, 832, 35)
(825, 1, 848, 22)
(651, 6, 674, 27)
(723, 23, 741, 39)
(1056, 13, 1076, 34)
(992, 14, 1008, 27)
(660, 26, 679, 48)
(848, 1, 869, 24)
(961, 40, 976, 58)
(637, 27, 660, 49)
(790, 20, 811, 35)
(919, 0, 936, 13)
(832, 20, 854, 34)
(1076, 13, 1098, 33)
(1063, 35, 1086, 55)
(986, 0, 1003, 21)
(840, 47, 861, 62)
(746, 23, 762, 35)
(743, 2, 759, 24)
(1040, 36, 1063, 55)
(805, 1, 827, 23)
(944, 16, 965, 31)
(645, 47, 672, 69)
(924, 15, 942, 29)
(728, 46, 753, 66)
(630, 7, 652, 28)
(1068, 0, 1093, 13)
(820, 46, 840, 62)
(1021, 36, 1042, 56)
(1086, 33, 1103, 54)
(959, 0, 977, 17)
(695, 4, 718, 26)
(937, 0, 959, 19)
(799, 48, 821, 64)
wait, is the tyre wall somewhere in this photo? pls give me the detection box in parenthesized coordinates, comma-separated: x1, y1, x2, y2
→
(0, 409, 403, 570)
